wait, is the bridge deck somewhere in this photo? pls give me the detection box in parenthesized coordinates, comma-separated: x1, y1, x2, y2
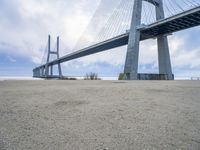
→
(34, 7, 200, 72)
(141, 6, 200, 39)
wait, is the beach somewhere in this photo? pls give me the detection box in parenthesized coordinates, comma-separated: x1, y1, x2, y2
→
(0, 80, 200, 149)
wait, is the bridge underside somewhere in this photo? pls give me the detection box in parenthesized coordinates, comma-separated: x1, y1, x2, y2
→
(141, 7, 200, 39)
(33, 7, 200, 78)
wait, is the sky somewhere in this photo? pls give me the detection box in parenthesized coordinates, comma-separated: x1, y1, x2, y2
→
(0, 0, 200, 78)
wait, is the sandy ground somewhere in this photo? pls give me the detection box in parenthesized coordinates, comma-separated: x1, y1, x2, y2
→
(0, 80, 200, 150)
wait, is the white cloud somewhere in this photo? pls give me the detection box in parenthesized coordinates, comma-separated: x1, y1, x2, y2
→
(0, 0, 100, 64)
(6, 56, 16, 63)
(167, 32, 200, 70)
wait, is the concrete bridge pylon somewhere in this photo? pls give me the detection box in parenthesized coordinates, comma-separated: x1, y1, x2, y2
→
(124, 0, 173, 80)
(45, 35, 62, 78)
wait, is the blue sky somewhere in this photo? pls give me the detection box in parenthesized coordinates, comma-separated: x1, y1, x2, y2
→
(0, 0, 200, 78)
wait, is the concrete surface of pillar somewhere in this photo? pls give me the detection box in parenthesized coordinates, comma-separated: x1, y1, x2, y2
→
(44, 35, 62, 78)
(45, 35, 51, 77)
(124, 0, 173, 80)
(57, 37, 62, 78)
(50, 65, 53, 76)
(124, 0, 142, 80)
(156, 0, 173, 80)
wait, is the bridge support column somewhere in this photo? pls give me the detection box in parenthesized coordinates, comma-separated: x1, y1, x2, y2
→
(124, 0, 142, 80)
(44, 35, 62, 79)
(50, 65, 53, 76)
(156, 0, 173, 80)
(124, 0, 173, 80)
(157, 36, 173, 79)
(42, 67, 45, 77)
(57, 37, 62, 78)
(40, 68, 44, 77)
(45, 35, 51, 78)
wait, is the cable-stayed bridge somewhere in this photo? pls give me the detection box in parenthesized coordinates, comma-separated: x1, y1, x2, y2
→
(33, 0, 200, 80)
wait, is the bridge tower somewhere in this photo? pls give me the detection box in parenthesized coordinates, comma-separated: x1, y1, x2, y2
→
(45, 35, 62, 78)
(124, 0, 173, 80)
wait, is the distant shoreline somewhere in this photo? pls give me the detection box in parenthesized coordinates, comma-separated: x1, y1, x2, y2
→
(0, 76, 199, 81)
(0, 76, 118, 81)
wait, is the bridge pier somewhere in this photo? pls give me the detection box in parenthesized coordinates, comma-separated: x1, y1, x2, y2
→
(42, 67, 45, 77)
(33, 35, 62, 79)
(44, 35, 62, 79)
(50, 65, 53, 76)
(156, 0, 173, 80)
(124, 0, 173, 80)
(124, 0, 142, 80)
(157, 35, 173, 80)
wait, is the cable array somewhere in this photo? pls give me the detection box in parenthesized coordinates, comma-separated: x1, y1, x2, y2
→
(41, 44, 48, 65)
(73, 0, 200, 52)
(40, 0, 200, 63)
(40, 38, 58, 64)
(164, 0, 200, 18)
(142, 0, 200, 24)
